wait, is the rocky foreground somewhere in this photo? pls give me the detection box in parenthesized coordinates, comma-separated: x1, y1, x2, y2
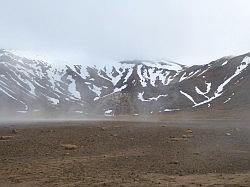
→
(0, 116, 250, 186)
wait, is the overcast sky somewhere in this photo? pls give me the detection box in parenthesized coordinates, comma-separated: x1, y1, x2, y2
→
(1, 0, 250, 65)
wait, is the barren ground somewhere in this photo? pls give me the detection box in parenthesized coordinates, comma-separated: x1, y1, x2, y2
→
(0, 116, 250, 186)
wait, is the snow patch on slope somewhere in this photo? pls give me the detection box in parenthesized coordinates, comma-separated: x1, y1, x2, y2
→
(68, 76, 81, 99)
(138, 92, 168, 101)
(195, 82, 211, 99)
(180, 90, 197, 105)
(222, 60, 228, 66)
(195, 57, 250, 107)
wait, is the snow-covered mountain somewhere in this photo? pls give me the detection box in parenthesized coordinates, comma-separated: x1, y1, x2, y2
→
(0, 49, 250, 116)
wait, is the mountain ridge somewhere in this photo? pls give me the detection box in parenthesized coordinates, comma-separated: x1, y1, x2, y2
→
(0, 49, 249, 117)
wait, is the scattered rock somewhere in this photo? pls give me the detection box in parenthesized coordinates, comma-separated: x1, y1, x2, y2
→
(171, 137, 186, 141)
(0, 136, 14, 140)
(186, 129, 193, 133)
(11, 129, 18, 134)
(101, 127, 108, 131)
(225, 132, 231, 136)
(61, 144, 78, 150)
(169, 161, 179, 164)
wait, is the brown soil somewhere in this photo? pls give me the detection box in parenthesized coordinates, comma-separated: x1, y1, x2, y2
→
(0, 118, 250, 186)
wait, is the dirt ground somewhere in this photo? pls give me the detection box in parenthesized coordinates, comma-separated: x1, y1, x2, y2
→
(0, 118, 250, 186)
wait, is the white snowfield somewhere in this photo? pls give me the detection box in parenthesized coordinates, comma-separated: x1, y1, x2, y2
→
(138, 92, 168, 102)
(137, 61, 182, 87)
(141, 60, 183, 71)
(195, 82, 211, 99)
(67, 75, 81, 99)
(104, 109, 113, 116)
(222, 60, 228, 66)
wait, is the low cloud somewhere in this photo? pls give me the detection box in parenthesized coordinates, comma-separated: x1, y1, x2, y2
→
(1, 0, 250, 65)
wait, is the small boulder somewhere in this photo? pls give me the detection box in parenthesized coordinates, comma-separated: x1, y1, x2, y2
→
(225, 132, 231, 136)
(171, 137, 187, 141)
(11, 129, 18, 134)
(186, 129, 193, 133)
(111, 133, 118, 137)
(169, 161, 179, 164)
(101, 127, 108, 131)
(0, 136, 14, 140)
(61, 144, 78, 150)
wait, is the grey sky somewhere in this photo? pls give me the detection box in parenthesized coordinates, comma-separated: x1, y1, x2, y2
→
(1, 0, 250, 65)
